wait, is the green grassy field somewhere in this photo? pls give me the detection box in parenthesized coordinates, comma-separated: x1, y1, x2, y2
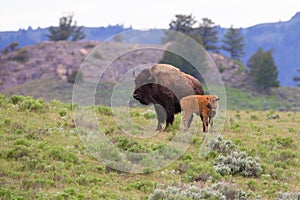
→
(0, 94, 300, 199)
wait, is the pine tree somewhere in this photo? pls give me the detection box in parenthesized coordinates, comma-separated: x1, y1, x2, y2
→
(197, 18, 219, 52)
(169, 14, 196, 34)
(162, 14, 197, 44)
(46, 14, 86, 41)
(160, 14, 205, 80)
(222, 26, 245, 60)
(247, 48, 279, 94)
(293, 69, 300, 86)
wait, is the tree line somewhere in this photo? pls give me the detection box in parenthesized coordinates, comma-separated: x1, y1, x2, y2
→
(160, 14, 280, 94)
(162, 14, 245, 61)
(44, 13, 282, 94)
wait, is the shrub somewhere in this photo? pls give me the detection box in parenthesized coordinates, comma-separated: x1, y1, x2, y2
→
(129, 180, 156, 192)
(11, 49, 29, 63)
(9, 95, 46, 112)
(214, 151, 262, 177)
(19, 97, 45, 112)
(59, 108, 68, 117)
(149, 183, 251, 200)
(0, 94, 8, 106)
(9, 95, 25, 104)
(143, 111, 156, 119)
(49, 146, 78, 164)
(250, 115, 259, 120)
(275, 192, 300, 200)
(117, 137, 149, 153)
(210, 136, 234, 155)
(96, 106, 113, 116)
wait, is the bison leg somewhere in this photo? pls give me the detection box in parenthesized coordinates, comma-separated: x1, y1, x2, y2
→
(164, 104, 176, 131)
(154, 104, 166, 131)
(165, 112, 174, 131)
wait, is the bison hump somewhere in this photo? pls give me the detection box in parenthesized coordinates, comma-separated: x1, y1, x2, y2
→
(149, 64, 201, 98)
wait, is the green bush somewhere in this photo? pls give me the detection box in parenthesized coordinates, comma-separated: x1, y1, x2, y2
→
(49, 146, 78, 164)
(9, 95, 46, 112)
(19, 97, 45, 112)
(96, 105, 113, 116)
(0, 94, 8, 106)
(59, 108, 68, 117)
(117, 137, 149, 153)
(9, 95, 25, 104)
(6, 145, 30, 160)
(143, 111, 156, 119)
(129, 180, 156, 192)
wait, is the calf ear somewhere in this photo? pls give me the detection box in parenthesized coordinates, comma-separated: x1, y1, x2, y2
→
(216, 97, 220, 101)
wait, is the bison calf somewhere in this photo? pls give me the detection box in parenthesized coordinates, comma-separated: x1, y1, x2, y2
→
(180, 95, 220, 133)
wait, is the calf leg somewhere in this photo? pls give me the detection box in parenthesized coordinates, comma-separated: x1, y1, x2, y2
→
(183, 111, 193, 131)
(202, 116, 209, 132)
(209, 117, 214, 133)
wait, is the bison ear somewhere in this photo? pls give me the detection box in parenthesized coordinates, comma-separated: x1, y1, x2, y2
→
(216, 97, 220, 101)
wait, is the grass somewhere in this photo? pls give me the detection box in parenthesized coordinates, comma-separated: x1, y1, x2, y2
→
(0, 94, 300, 199)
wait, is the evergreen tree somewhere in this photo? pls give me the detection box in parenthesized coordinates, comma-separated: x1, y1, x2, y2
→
(169, 14, 196, 34)
(293, 69, 300, 86)
(161, 14, 205, 80)
(247, 48, 279, 94)
(46, 14, 86, 41)
(197, 18, 219, 51)
(222, 26, 245, 60)
(162, 14, 197, 44)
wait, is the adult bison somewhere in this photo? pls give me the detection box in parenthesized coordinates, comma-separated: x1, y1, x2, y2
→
(133, 64, 204, 131)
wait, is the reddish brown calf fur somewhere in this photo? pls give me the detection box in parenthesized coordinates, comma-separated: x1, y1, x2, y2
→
(180, 95, 219, 132)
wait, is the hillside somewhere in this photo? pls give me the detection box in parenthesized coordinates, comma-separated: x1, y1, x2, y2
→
(1, 13, 300, 86)
(0, 95, 300, 199)
(1, 40, 300, 111)
(0, 41, 246, 100)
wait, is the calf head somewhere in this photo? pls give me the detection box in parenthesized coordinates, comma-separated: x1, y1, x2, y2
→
(206, 96, 220, 111)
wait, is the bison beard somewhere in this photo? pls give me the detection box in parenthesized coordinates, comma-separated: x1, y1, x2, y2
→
(132, 64, 204, 131)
